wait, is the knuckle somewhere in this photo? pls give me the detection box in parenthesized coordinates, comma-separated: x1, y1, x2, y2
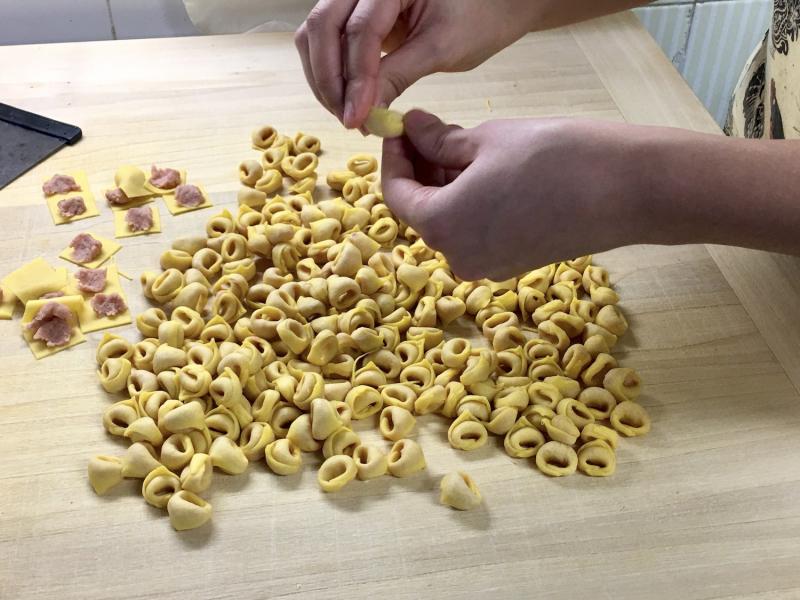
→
(305, 7, 326, 34)
(382, 70, 412, 101)
(294, 26, 307, 48)
(345, 13, 372, 39)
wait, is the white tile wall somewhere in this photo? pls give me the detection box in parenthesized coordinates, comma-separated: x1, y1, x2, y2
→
(0, 0, 197, 45)
(635, 0, 772, 126)
(0, 0, 113, 45)
(109, 0, 197, 40)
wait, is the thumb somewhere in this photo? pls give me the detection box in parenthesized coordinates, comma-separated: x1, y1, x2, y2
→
(402, 110, 477, 169)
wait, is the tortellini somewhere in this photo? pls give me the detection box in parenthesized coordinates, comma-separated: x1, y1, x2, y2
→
(439, 472, 482, 511)
(89, 127, 646, 532)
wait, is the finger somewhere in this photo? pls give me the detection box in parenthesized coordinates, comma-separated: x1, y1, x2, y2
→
(305, 0, 359, 121)
(376, 34, 443, 107)
(343, 0, 404, 128)
(403, 109, 478, 169)
(381, 136, 438, 225)
(295, 25, 330, 113)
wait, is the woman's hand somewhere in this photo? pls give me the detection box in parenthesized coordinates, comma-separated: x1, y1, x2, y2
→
(382, 111, 654, 280)
(294, 0, 540, 129)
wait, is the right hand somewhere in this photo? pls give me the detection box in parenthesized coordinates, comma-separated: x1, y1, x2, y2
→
(294, 0, 540, 128)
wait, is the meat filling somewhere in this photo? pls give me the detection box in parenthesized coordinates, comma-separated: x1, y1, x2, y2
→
(150, 165, 181, 190)
(75, 268, 107, 293)
(57, 196, 87, 218)
(27, 301, 74, 346)
(70, 233, 103, 263)
(91, 293, 127, 317)
(43, 174, 81, 196)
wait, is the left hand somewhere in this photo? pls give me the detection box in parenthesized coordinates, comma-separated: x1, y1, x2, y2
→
(382, 111, 653, 280)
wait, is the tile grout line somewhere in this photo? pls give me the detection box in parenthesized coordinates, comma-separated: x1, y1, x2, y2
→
(105, 0, 117, 40)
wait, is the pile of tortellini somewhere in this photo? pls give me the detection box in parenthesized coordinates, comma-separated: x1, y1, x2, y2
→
(88, 125, 650, 531)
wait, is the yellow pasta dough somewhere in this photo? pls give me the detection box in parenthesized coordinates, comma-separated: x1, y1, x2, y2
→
(0, 284, 17, 319)
(364, 107, 405, 138)
(85, 124, 646, 530)
(64, 265, 132, 333)
(2, 258, 68, 303)
(162, 184, 213, 215)
(59, 234, 121, 269)
(113, 205, 162, 238)
(114, 165, 156, 201)
(20, 295, 86, 359)
(44, 171, 100, 225)
(439, 472, 482, 511)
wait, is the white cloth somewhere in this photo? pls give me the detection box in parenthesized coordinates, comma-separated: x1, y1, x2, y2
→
(183, 0, 316, 34)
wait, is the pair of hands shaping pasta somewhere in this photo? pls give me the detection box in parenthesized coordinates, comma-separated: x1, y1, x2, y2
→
(296, 0, 800, 277)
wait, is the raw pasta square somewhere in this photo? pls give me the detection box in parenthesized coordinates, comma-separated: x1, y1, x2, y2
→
(162, 184, 213, 215)
(44, 171, 100, 225)
(21, 295, 87, 359)
(3, 258, 69, 303)
(64, 265, 132, 333)
(59, 234, 122, 269)
(113, 206, 162, 239)
(0, 284, 18, 319)
(145, 169, 187, 195)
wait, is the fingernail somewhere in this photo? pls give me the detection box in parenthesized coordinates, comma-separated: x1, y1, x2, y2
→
(343, 104, 356, 129)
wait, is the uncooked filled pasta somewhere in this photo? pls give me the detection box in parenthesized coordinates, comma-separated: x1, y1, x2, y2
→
(87, 126, 648, 533)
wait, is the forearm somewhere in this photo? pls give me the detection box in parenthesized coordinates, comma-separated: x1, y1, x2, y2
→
(635, 128, 800, 256)
(530, 0, 654, 31)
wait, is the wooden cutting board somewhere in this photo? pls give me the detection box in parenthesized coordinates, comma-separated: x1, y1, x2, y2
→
(1, 13, 799, 600)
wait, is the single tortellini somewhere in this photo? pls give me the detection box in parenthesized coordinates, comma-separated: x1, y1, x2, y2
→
(379, 406, 416, 441)
(353, 445, 388, 480)
(87, 455, 124, 495)
(345, 385, 383, 420)
(542, 414, 580, 446)
(240, 421, 276, 461)
(142, 466, 181, 508)
(318, 455, 358, 492)
(439, 472, 482, 511)
(577, 440, 616, 477)
(504, 417, 546, 459)
(603, 367, 642, 403)
(167, 490, 213, 531)
(387, 439, 426, 478)
(535, 441, 578, 477)
(448, 410, 488, 451)
(180, 453, 214, 493)
(97, 357, 132, 393)
(610, 401, 651, 437)
(121, 442, 162, 479)
(265, 438, 302, 475)
(209, 436, 249, 475)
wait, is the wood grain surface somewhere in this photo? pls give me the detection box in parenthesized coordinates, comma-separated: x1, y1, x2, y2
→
(1, 15, 799, 600)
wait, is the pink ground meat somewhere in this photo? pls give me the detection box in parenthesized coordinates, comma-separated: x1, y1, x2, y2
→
(150, 165, 181, 190)
(105, 188, 130, 206)
(175, 184, 204, 207)
(90, 293, 127, 317)
(43, 174, 81, 196)
(75, 268, 107, 293)
(125, 206, 154, 232)
(26, 301, 74, 346)
(56, 196, 87, 218)
(70, 233, 103, 263)
(40, 291, 65, 299)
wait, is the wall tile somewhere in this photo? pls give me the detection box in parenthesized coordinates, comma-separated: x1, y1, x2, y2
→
(109, 0, 198, 40)
(634, 3, 695, 69)
(0, 0, 112, 45)
(683, 0, 772, 125)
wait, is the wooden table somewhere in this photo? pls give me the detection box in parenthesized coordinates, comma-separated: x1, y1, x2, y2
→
(2, 12, 800, 599)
